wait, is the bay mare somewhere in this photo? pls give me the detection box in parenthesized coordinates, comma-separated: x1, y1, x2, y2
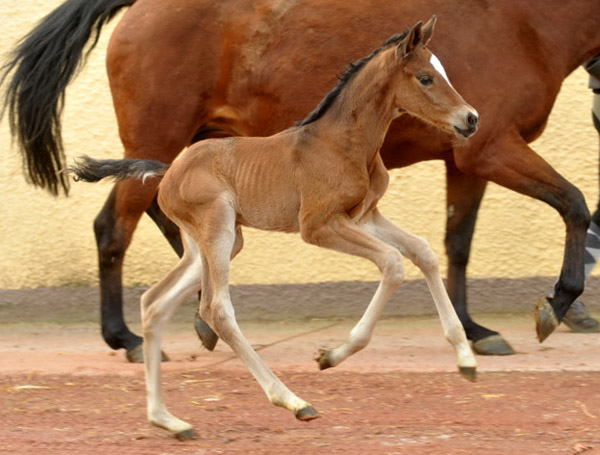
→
(3, 0, 600, 359)
(68, 20, 479, 438)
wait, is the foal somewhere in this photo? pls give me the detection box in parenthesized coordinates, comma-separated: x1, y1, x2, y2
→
(70, 17, 479, 439)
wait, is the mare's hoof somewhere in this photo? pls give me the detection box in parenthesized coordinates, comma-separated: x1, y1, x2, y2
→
(459, 366, 477, 382)
(562, 300, 600, 333)
(125, 344, 169, 364)
(194, 313, 219, 351)
(535, 297, 559, 343)
(175, 428, 197, 441)
(472, 334, 515, 356)
(315, 349, 333, 370)
(295, 405, 319, 421)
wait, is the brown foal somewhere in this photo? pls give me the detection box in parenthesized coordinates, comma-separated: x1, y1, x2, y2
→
(69, 17, 478, 439)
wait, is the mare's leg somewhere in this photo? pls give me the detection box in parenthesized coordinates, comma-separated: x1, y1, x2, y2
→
(146, 198, 221, 349)
(195, 203, 317, 422)
(363, 209, 477, 379)
(99, 4, 219, 361)
(95, 178, 165, 362)
(142, 231, 202, 440)
(445, 160, 515, 355)
(456, 131, 590, 342)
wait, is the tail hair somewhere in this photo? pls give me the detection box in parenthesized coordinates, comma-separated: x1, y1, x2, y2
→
(65, 155, 170, 184)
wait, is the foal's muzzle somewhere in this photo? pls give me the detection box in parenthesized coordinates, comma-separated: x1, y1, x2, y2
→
(454, 111, 479, 138)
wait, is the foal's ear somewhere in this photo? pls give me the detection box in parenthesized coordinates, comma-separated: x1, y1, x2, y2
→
(421, 15, 437, 46)
(402, 20, 423, 56)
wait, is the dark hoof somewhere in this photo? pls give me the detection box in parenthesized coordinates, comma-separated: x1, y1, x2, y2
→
(175, 428, 197, 441)
(295, 405, 319, 421)
(535, 297, 559, 343)
(315, 349, 333, 370)
(472, 334, 515, 356)
(194, 313, 219, 351)
(125, 344, 169, 364)
(562, 300, 600, 333)
(459, 366, 477, 382)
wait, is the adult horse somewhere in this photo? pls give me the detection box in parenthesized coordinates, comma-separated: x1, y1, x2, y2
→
(3, 0, 600, 360)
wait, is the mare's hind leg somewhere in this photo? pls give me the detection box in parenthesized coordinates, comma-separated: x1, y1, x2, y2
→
(195, 203, 317, 422)
(142, 230, 202, 440)
(364, 209, 477, 380)
(95, 179, 164, 362)
(445, 160, 515, 355)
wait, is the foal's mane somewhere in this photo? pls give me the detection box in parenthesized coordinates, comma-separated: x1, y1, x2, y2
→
(297, 30, 410, 127)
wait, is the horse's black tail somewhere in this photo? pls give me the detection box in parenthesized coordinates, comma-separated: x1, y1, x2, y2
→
(67, 156, 170, 184)
(0, 0, 136, 196)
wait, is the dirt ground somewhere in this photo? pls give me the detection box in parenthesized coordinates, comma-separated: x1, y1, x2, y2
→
(1, 284, 599, 454)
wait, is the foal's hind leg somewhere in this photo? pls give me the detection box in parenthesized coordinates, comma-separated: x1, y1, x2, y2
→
(146, 197, 221, 350)
(195, 204, 318, 422)
(363, 209, 477, 380)
(141, 231, 202, 440)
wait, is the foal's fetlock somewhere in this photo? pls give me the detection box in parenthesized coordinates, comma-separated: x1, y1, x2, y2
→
(268, 389, 319, 421)
(149, 413, 196, 440)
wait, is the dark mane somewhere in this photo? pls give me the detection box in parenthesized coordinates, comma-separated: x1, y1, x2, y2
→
(296, 31, 409, 127)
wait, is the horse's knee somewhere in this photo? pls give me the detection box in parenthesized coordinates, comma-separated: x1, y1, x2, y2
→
(381, 249, 404, 288)
(412, 236, 439, 274)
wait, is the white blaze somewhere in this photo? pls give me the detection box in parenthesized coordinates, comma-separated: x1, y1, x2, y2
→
(430, 54, 452, 87)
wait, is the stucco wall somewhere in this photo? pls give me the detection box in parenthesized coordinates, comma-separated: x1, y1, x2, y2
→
(1, 1, 598, 289)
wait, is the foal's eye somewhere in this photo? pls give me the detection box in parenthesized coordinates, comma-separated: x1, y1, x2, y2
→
(418, 74, 433, 86)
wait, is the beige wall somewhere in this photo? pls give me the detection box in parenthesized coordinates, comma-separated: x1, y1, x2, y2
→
(1, 1, 598, 289)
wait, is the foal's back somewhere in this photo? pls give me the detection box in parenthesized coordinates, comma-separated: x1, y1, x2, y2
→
(158, 129, 305, 233)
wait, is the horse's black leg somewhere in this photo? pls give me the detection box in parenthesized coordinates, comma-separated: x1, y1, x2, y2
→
(445, 160, 515, 355)
(145, 197, 220, 350)
(457, 130, 589, 343)
(95, 180, 172, 363)
(94, 188, 144, 361)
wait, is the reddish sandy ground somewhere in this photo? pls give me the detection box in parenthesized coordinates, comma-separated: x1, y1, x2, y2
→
(1, 310, 600, 455)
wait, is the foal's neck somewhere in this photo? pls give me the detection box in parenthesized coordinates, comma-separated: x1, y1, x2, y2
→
(311, 54, 400, 165)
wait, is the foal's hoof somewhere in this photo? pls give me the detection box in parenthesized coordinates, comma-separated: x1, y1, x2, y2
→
(535, 297, 559, 343)
(175, 428, 197, 441)
(295, 405, 320, 421)
(125, 344, 169, 364)
(472, 335, 515, 356)
(194, 312, 219, 351)
(315, 349, 333, 370)
(459, 366, 477, 382)
(562, 300, 600, 333)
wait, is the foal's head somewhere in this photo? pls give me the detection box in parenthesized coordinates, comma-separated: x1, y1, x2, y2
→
(388, 16, 479, 138)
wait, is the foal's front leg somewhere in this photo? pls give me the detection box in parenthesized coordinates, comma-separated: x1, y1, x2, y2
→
(363, 209, 477, 380)
(300, 216, 406, 369)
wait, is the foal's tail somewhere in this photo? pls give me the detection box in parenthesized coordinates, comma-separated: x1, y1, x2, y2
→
(67, 156, 170, 184)
(1, 0, 136, 196)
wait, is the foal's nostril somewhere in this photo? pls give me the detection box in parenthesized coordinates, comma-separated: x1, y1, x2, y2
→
(466, 112, 478, 128)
